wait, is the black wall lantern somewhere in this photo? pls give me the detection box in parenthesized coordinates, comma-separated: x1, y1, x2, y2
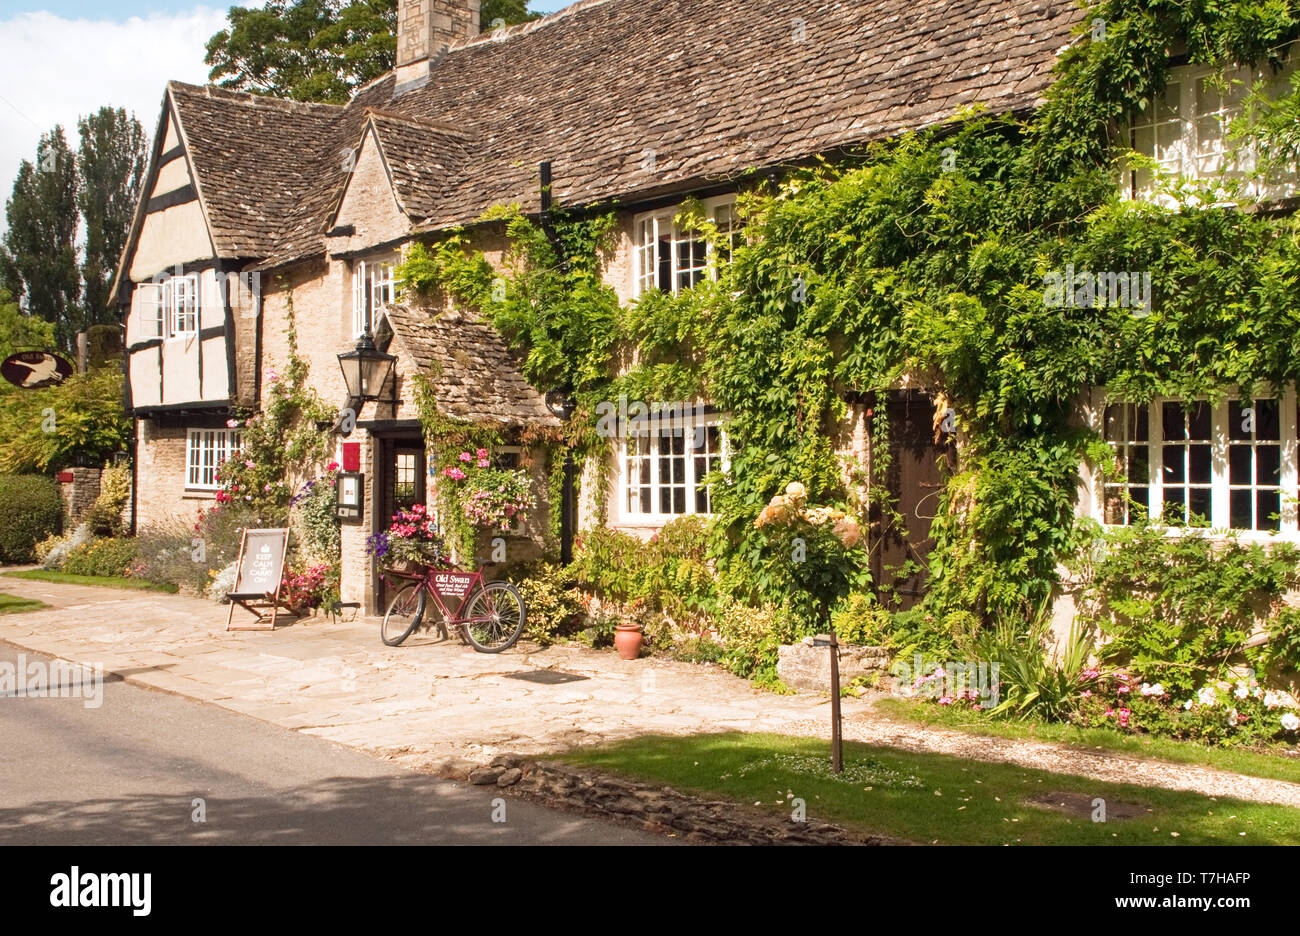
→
(337, 330, 397, 403)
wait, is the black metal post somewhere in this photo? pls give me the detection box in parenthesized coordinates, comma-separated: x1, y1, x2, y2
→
(829, 625, 843, 773)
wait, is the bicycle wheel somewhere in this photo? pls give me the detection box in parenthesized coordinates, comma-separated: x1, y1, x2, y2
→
(381, 582, 425, 647)
(461, 581, 526, 653)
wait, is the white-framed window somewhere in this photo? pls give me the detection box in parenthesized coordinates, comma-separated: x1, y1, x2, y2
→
(159, 274, 198, 339)
(352, 256, 398, 337)
(186, 428, 243, 491)
(619, 411, 728, 522)
(1097, 389, 1298, 534)
(133, 282, 163, 338)
(633, 197, 742, 297)
(1130, 53, 1299, 203)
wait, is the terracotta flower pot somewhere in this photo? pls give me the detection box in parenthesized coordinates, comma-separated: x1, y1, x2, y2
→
(614, 623, 643, 660)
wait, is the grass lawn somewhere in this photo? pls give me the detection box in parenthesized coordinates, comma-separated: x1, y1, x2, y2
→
(0, 592, 48, 614)
(875, 696, 1300, 785)
(559, 732, 1300, 845)
(2, 570, 177, 593)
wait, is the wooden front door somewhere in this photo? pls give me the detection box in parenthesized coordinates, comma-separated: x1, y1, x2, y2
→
(871, 390, 956, 610)
(374, 436, 426, 609)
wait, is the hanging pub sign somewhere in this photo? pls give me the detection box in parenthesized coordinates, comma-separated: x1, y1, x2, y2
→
(336, 471, 364, 521)
(1, 351, 74, 390)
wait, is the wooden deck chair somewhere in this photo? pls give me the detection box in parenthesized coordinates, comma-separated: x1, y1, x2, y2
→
(225, 528, 299, 631)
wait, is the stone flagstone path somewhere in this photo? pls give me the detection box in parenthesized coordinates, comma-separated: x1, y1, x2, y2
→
(1, 573, 1299, 809)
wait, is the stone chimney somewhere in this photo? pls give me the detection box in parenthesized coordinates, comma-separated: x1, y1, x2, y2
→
(396, 0, 481, 86)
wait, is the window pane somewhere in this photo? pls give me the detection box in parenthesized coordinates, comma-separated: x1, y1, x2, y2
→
(1257, 445, 1281, 485)
(1230, 489, 1252, 529)
(1188, 487, 1212, 524)
(1128, 446, 1148, 484)
(1187, 402, 1211, 440)
(1189, 445, 1211, 485)
(1162, 446, 1184, 483)
(1229, 445, 1252, 484)
(1162, 402, 1184, 440)
(1258, 490, 1281, 531)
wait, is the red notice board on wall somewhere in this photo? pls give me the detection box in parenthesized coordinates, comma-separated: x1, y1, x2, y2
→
(341, 443, 361, 472)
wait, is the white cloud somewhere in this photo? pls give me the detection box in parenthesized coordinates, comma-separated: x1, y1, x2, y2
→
(0, 7, 229, 231)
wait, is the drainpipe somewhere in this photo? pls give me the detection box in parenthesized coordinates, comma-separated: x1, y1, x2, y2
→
(539, 161, 577, 563)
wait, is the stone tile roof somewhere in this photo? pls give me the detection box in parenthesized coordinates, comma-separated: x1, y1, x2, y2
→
(381, 305, 560, 427)
(168, 0, 1084, 268)
(365, 110, 474, 222)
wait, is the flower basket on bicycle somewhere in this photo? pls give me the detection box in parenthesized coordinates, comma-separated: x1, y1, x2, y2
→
(367, 504, 526, 653)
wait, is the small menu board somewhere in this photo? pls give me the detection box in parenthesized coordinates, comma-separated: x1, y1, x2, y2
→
(432, 571, 478, 600)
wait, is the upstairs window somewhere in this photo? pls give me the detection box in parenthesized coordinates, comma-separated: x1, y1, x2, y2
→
(136, 274, 197, 340)
(1130, 55, 1299, 203)
(634, 198, 742, 297)
(186, 428, 242, 490)
(352, 257, 397, 337)
(133, 282, 163, 338)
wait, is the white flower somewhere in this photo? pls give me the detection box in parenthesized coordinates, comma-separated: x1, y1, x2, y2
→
(1234, 683, 1250, 700)
(1141, 683, 1165, 697)
(1281, 712, 1300, 732)
(1197, 686, 1217, 706)
(1183, 699, 1194, 710)
(1264, 691, 1286, 710)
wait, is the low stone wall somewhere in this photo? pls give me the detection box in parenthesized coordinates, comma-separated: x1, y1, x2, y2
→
(777, 635, 891, 692)
(470, 755, 893, 845)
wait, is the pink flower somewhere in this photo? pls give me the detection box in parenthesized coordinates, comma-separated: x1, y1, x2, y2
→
(226, 419, 239, 428)
(1117, 685, 1130, 694)
(477, 459, 490, 468)
(476, 448, 488, 458)
(459, 452, 473, 463)
(244, 460, 255, 469)
(1080, 690, 1092, 698)
(326, 461, 340, 472)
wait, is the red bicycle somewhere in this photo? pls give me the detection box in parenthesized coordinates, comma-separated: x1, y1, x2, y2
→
(380, 564, 526, 652)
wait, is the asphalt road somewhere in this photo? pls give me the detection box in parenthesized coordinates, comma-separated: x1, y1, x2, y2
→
(0, 646, 668, 845)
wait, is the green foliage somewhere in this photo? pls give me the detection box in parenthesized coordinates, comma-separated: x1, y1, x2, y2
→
(0, 367, 131, 473)
(205, 0, 399, 103)
(0, 289, 56, 360)
(1074, 520, 1300, 694)
(0, 126, 80, 351)
(711, 600, 807, 684)
(76, 107, 146, 328)
(0, 474, 63, 562)
(291, 470, 341, 564)
(514, 561, 584, 645)
(969, 610, 1099, 723)
(84, 462, 131, 536)
(62, 536, 137, 578)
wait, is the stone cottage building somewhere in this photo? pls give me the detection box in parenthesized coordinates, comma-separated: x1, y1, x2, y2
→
(117, 0, 1292, 614)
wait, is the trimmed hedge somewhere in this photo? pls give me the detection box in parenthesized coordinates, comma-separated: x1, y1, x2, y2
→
(0, 474, 63, 563)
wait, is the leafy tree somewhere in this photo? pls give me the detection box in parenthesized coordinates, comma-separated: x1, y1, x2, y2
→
(77, 108, 146, 331)
(0, 367, 130, 474)
(481, 0, 542, 30)
(0, 288, 57, 361)
(206, 0, 541, 103)
(0, 127, 80, 351)
(206, 0, 399, 103)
